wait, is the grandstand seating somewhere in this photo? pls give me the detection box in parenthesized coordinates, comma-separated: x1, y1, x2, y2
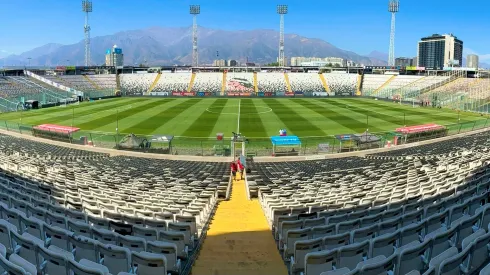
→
(225, 72, 255, 94)
(288, 73, 326, 95)
(323, 73, 357, 96)
(361, 74, 393, 96)
(246, 129, 490, 275)
(257, 73, 288, 94)
(153, 72, 192, 94)
(120, 73, 158, 95)
(0, 132, 230, 274)
(191, 72, 222, 94)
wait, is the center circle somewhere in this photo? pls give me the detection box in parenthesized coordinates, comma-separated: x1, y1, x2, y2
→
(206, 105, 272, 115)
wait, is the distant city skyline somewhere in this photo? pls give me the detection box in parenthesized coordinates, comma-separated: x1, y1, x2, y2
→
(0, 0, 489, 62)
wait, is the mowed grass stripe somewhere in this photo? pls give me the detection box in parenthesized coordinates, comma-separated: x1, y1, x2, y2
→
(181, 99, 228, 137)
(30, 98, 149, 125)
(322, 99, 421, 128)
(345, 98, 461, 122)
(123, 98, 201, 134)
(295, 98, 382, 133)
(77, 99, 172, 130)
(1, 98, 127, 121)
(239, 99, 268, 137)
(263, 99, 323, 136)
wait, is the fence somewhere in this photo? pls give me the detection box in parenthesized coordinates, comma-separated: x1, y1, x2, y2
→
(0, 118, 488, 157)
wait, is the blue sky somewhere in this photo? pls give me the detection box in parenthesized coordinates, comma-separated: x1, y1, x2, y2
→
(1, 0, 489, 61)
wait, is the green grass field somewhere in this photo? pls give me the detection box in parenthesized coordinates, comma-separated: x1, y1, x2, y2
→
(0, 97, 485, 139)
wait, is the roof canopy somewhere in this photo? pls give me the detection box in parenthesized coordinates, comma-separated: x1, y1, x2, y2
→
(353, 131, 381, 143)
(396, 124, 444, 134)
(270, 136, 301, 146)
(150, 135, 174, 143)
(33, 124, 80, 134)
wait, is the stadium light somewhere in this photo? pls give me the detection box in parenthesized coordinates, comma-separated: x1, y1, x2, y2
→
(388, 0, 399, 12)
(189, 5, 200, 14)
(388, 0, 399, 66)
(82, 0, 93, 66)
(277, 5, 288, 67)
(277, 5, 288, 14)
(190, 5, 200, 67)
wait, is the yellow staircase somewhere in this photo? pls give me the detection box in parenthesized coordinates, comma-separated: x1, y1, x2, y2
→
(192, 173, 287, 275)
(319, 73, 330, 93)
(83, 74, 101, 90)
(146, 73, 162, 95)
(284, 72, 293, 93)
(373, 75, 397, 95)
(356, 74, 363, 96)
(221, 71, 227, 96)
(253, 72, 259, 94)
(188, 72, 197, 92)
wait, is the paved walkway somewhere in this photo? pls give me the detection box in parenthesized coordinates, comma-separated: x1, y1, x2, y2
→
(192, 173, 287, 275)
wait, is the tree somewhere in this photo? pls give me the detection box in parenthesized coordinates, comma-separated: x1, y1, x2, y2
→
(265, 62, 279, 66)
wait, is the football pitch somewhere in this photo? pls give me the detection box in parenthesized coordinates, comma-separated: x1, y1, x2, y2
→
(0, 97, 485, 138)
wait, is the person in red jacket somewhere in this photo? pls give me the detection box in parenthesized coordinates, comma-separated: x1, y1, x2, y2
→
(237, 159, 245, 180)
(230, 161, 237, 180)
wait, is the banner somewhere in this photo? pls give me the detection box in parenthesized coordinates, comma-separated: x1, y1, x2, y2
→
(197, 92, 213, 96)
(264, 92, 274, 97)
(313, 92, 329, 97)
(149, 92, 169, 96)
(227, 92, 252, 97)
(172, 91, 195, 96)
(285, 93, 295, 97)
(24, 70, 83, 96)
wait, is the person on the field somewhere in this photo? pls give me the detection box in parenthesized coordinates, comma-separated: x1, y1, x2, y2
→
(230, 161, 237, 180)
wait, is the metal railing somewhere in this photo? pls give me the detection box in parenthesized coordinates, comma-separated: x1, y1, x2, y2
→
(0, 118, 488, 157)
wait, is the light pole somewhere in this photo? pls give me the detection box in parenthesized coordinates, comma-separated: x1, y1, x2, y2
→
(82, 0, 93, 66)
(277, 5, 288, 67)
(190, 5, 200, 67)
(388, 0, 399, 66)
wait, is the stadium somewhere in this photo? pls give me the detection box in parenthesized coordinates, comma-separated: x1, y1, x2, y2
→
(0, 1, 490, 275)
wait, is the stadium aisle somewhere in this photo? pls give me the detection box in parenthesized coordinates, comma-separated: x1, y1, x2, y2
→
(192, 173, 287, 275)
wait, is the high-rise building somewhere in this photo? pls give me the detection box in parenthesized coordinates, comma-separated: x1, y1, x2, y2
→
(227, 60, 238, 67)
(395, 57, 413, 67)
(105, 45, 124, 67)
(417, 34, 463, 69)
(467, 54, 479, 69)
(213, 59, 226, 67)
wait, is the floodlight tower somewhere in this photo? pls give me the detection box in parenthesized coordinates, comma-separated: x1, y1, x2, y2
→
(388, 0, 399, 66)
(82, 0, 93, 66)
(190, 5, 200, 67)
(277, 5, 288, 67)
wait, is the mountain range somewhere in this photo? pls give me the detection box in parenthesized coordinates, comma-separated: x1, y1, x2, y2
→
(1, 26, 388, 66)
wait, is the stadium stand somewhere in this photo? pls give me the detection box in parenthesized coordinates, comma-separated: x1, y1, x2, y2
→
(361, 74, 392, 96)
(323, 73, 358, 96)
(153, 72, 192, 94)
(246, 128, 490, 275)
(257, 73, 288, 94)
(191, 72, 222, 94)
(225, 72, 255, 94)
(288, 73, 326, 95)
(120, 73, 157, 95)
(0, 132, 230, 274)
